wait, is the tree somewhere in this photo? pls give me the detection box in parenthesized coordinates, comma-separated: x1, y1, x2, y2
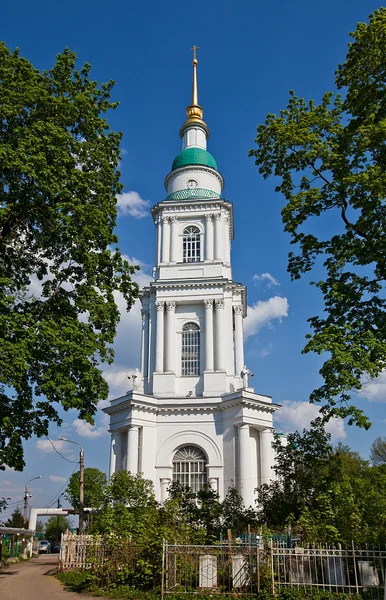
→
(0, 43, 139, 470)
(93, 471, 158, 537)
(257, 419, 333, 528)
(65, 467, 107, 510)
(222, 487, 258, 536)
(45, 515, 72, 543)
(250, 8, 386, 428)
(5, 507, 25, 528)
(257, 422, 386, 544)
(370, 436, 386, 466)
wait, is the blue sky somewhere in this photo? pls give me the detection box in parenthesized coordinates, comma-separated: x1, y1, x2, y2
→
(1, 0, 385, 517)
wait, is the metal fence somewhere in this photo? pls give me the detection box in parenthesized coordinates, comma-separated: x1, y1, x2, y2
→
(162, 541, 386, 598)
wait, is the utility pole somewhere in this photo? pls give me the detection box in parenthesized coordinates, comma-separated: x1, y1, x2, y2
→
(23, 476, 42, 525)
(58, 437, 84, 534)
(79, 446, 84, 534)
(56, 492, 65, 542)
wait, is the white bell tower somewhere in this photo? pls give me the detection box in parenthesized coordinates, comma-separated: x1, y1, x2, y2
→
(104, 48, 280, 507)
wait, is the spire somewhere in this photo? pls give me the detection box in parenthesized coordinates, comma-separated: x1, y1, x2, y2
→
(180, 46, 210, 140)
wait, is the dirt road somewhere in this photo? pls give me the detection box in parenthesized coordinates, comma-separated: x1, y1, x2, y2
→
(0, 554, 87, 600)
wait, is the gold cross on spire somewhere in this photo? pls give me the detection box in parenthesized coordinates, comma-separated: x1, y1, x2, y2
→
(191, 45, 199, 62)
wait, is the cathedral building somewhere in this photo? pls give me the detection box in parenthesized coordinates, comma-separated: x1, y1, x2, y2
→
(104, 50, 280, 507)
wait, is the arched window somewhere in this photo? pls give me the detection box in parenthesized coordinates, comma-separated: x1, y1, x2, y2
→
(183, 226, 201, 263)
(182, 322, 200, 376)
(173, 446, 207, 491)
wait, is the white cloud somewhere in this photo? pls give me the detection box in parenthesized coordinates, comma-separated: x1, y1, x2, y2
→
(48, 475, 67, 483)
(360, 370, 386, 402)
(275, 401, 346, 442)
(72, 416, 108, 439)
(36, 439, 72, 454)
(252, 272, 279, 288)
(117, 191, 150, 219)
(244, 296, 289, 340)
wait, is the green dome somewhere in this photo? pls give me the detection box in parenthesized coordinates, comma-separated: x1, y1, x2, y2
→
(172, 147, 217, 171)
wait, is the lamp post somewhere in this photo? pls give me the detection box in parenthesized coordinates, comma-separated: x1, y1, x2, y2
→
(56, 492, 65, 543)
(23, 476, 42, 525)
(58, 437, 84, 534)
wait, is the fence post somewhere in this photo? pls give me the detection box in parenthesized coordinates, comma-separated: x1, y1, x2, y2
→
(161, 539, 165, 600)
(351, 540, 359, 594)
(270, 538, 275, 596)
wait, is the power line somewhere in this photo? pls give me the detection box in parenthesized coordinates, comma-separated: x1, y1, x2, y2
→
(45, 437, 78, 464)
(43, 462, 79, 508)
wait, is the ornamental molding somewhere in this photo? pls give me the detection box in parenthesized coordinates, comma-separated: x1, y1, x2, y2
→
(233, 305, 243, 315)
(165, 301, 176, 312)
(165, 188, 221, 202)
(164, 165, 224, 190)
(204, 299, 214, 310)
(161, 215, 169, 223)
(214, 299, 224, 310)
(156, 203, 229, 214)
(155, 301, 164, 312)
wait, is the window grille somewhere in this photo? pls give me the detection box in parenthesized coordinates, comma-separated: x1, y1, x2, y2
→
(181, 322, 200, 376)
(183, 226, 201, 262)
(172, 446, 207, 492)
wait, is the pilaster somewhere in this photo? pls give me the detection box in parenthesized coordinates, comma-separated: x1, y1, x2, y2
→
(214, 212, 223, 261)
(155, 301, 165, 373)
(161, 216, 170, 264)
(234, 306, 244, 377)
(165, 301, 176, 372)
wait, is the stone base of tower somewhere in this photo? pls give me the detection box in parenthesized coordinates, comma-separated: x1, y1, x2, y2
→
(103, 389, 280, 507)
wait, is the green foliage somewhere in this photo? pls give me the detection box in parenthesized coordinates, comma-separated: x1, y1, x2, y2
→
(258, 421, 386, 544)
(45, 515, 72, 542)
(250, 8, 386, 427)
(370, 436, 386, 465)
(0, 42, 139, 471)
(0, 496, 9, 513)
(5, 506, 25, 528)
(65, 467, 107, 512)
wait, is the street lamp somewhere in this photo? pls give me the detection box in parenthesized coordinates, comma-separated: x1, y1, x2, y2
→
(24, 476, 42, 524)
(58, 437, 84, 534)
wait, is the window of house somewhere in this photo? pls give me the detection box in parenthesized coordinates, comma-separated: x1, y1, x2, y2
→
(183, 226, 201, 262)
(181, 322, 200, 376)
(172, 446, 207, 492)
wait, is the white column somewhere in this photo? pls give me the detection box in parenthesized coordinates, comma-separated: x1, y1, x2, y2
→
(234, 306, 244, 376)
(160, 478, 171, 503)
(109, 431, 122, 479)
(260, 429, 274, 486)
(165, 301, 176, 372)
(239, 424, 251, 505)
(170, 217, 178, 263)
(156, 216, 161, 266)
(208, 477, 218, 493)
(224, 214, 231, 265)
(140, 308, 150, 378)
(126, 425, 139, 473)
(155, 301, 164, 373)
(214, 213, 223, 261)
(205, 213, 214, 261)
(161, 216, 170, 263)
(214, 299, 225, 371)
(204, 299, 214, 372)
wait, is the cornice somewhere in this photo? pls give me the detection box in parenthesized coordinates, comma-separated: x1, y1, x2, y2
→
(104, 390, 281, 417)
(151, 200, 233, 217)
